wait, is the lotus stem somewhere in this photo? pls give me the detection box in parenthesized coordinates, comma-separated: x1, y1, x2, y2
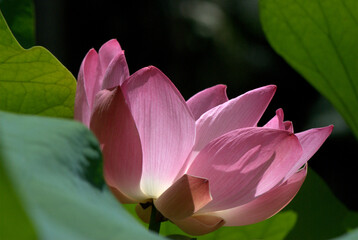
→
(149, 203, 161, 234)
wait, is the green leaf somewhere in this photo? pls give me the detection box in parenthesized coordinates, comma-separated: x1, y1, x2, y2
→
(284, 169, 358, 240)
(260, 0, 358, 139)
(0, 110, 163, 240)
(0, 148, 37, 239)
(0, 10, 76, 118)
(0, 0, 35, 48)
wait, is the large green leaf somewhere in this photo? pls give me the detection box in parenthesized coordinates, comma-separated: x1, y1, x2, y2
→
(0, 147, 37, 240)
(260, 0, 358, 139)
(0, 0, 34, 48)
(0, 110, 163, 240)
(0, 10, 76, 118)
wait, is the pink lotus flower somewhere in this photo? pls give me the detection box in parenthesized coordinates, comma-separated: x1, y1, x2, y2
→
(75, 39, 333, 236)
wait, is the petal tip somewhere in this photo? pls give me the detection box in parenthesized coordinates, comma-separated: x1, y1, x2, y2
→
(146, 65, 160, 72)
(269, 84, 277, 91)
(324, 124, 334, 136)
(276, 108, 284, 115)
(102, 38, 121, 49)
(82, 48, 98, 67)
(264, 84, 277, 95)
(254, 84, 277, 99)
(87, 48, 98, 55)
(216, 84, 227, 90)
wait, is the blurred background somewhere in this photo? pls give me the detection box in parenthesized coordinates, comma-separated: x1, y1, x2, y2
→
(34, 0, 358, 210)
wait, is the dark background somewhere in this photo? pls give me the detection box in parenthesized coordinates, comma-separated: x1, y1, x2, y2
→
(34, 0, 358, 210)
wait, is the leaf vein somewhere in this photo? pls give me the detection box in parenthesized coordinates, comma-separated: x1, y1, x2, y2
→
(274, 0, 356, 124)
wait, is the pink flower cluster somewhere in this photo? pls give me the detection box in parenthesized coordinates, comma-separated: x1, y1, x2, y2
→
(75, 39, 332, 236)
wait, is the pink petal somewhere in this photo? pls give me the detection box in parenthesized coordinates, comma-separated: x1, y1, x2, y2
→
(264, 108, 285, 130)
(187, 127, 302, 212)
(172, 215, 225, 236)
(101, 52, 130, 90)
(97, 39, 123, 78)
(74, 49, 98, 126)
(264, 108, 294, 133)
(211, 166, 307, 226)
(192, 85, 276, 157)
(90, 87, 146, 201)
(186, 84, 229, 120)
(285, 125, 333, 180)
(154, 174, 211, 221)
(122, 66, 196, 197)
(89, 39, 123, 98)
(284, 121, 294, 132)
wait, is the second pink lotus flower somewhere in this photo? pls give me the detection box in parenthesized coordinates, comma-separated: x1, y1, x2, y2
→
(74, 39, 333, 236)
